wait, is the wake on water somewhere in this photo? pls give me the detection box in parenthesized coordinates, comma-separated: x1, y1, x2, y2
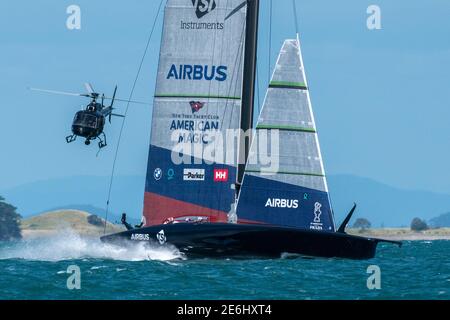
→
(0, 230, 184, 262)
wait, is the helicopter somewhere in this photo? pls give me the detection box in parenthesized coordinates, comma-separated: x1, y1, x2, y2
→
(30, 83, 148, 149)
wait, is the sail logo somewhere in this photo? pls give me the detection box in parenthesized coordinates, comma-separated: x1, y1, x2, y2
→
(167, 64, 227, 82)
(167, 168, 175, 181)
(180, 20, 224, 30)
(154, 168, 163, 181)
(157, 230, 167, 245)
(313, 202, 322, 223)
(170, 118, 219, 145)
(181, 0, 223, 30)
(192, 0, 216, 19)
(214, 169, 229, 182)
(265, 198, 299, 209)
(170, 120, 219, 132)
(183, 168, 206, 181)
(190, 101, 204, 113)
(310, 202, 324, 231)
(130, 234, 150, 241)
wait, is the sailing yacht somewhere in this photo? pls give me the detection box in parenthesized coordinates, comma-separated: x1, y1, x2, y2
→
(101, 0, 401, 259)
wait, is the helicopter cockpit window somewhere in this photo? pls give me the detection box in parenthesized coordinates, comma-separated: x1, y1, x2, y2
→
(74, 113, 98, 128)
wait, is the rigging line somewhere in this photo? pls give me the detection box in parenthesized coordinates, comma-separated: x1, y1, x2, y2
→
(256, 62, 261, 116)
(268, 0, 272, 83)
(219, 17, 246, 147)
(103, 0, 164, 235)
(218, 15, 246, 213)
(214, 18, 246, 215)
(327, 188, 338, 231)
(292, 0, 300, 35)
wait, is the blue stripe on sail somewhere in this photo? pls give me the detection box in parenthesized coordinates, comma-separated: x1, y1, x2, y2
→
(145, 145, 236, 213)
(236, 174, 335, 231)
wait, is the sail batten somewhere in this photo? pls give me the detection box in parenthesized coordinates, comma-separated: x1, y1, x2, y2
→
(245, 169, 325, 177)
(235, 38, 335, 232)
(269, 81, 308, 90)
(154, 94, 242, 100)
(256, 124, 316, 133)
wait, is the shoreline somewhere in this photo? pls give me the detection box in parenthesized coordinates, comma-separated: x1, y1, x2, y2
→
(19, 227, 450, 242)
(347, 228, 450, 241)
(18, 211, 450, 241)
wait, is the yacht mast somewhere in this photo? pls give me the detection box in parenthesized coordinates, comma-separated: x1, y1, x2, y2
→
(237, 0, 260, 196)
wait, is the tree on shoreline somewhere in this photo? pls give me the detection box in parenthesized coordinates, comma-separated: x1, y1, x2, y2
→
(353, 218, 371, 232)
(411, 217, 428, 232)
(87, 214, 104, 227)
(0, 196, 22, 241)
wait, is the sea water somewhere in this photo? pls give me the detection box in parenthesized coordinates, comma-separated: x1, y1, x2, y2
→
(0, 233, 449, 300)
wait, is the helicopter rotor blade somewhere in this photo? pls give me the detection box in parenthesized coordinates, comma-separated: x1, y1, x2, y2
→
(28, 87, 90, 98)
(105, 97, 151, 105)
(30, 86, 150, 106)
(111, 113, 126, 118)
(84, 83, 95, 94)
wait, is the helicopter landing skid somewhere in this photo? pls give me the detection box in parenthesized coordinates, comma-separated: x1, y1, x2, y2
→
(66, 134, 77, 143)
(97, 133, 107, 149)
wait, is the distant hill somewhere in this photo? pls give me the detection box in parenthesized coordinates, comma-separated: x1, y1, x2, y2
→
(33, 204, 140, 225)
(21, 210, 125, 239)
(0, 175, 145, 219)
(329, 175, 450, 227)
(2, 174, 450, 227)
(429, 212, 450, 228)
(33, 204, 109, 218)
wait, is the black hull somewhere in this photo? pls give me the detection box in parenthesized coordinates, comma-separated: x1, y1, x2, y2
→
(100, 223, 399, 260)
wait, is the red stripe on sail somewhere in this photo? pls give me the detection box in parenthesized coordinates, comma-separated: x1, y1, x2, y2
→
(143, 192, 229, 226)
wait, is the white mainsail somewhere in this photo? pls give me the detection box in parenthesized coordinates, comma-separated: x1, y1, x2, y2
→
(144, 0, 247, 226)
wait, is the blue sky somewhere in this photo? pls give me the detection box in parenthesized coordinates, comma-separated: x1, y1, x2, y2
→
(0, 0, 449, 197)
